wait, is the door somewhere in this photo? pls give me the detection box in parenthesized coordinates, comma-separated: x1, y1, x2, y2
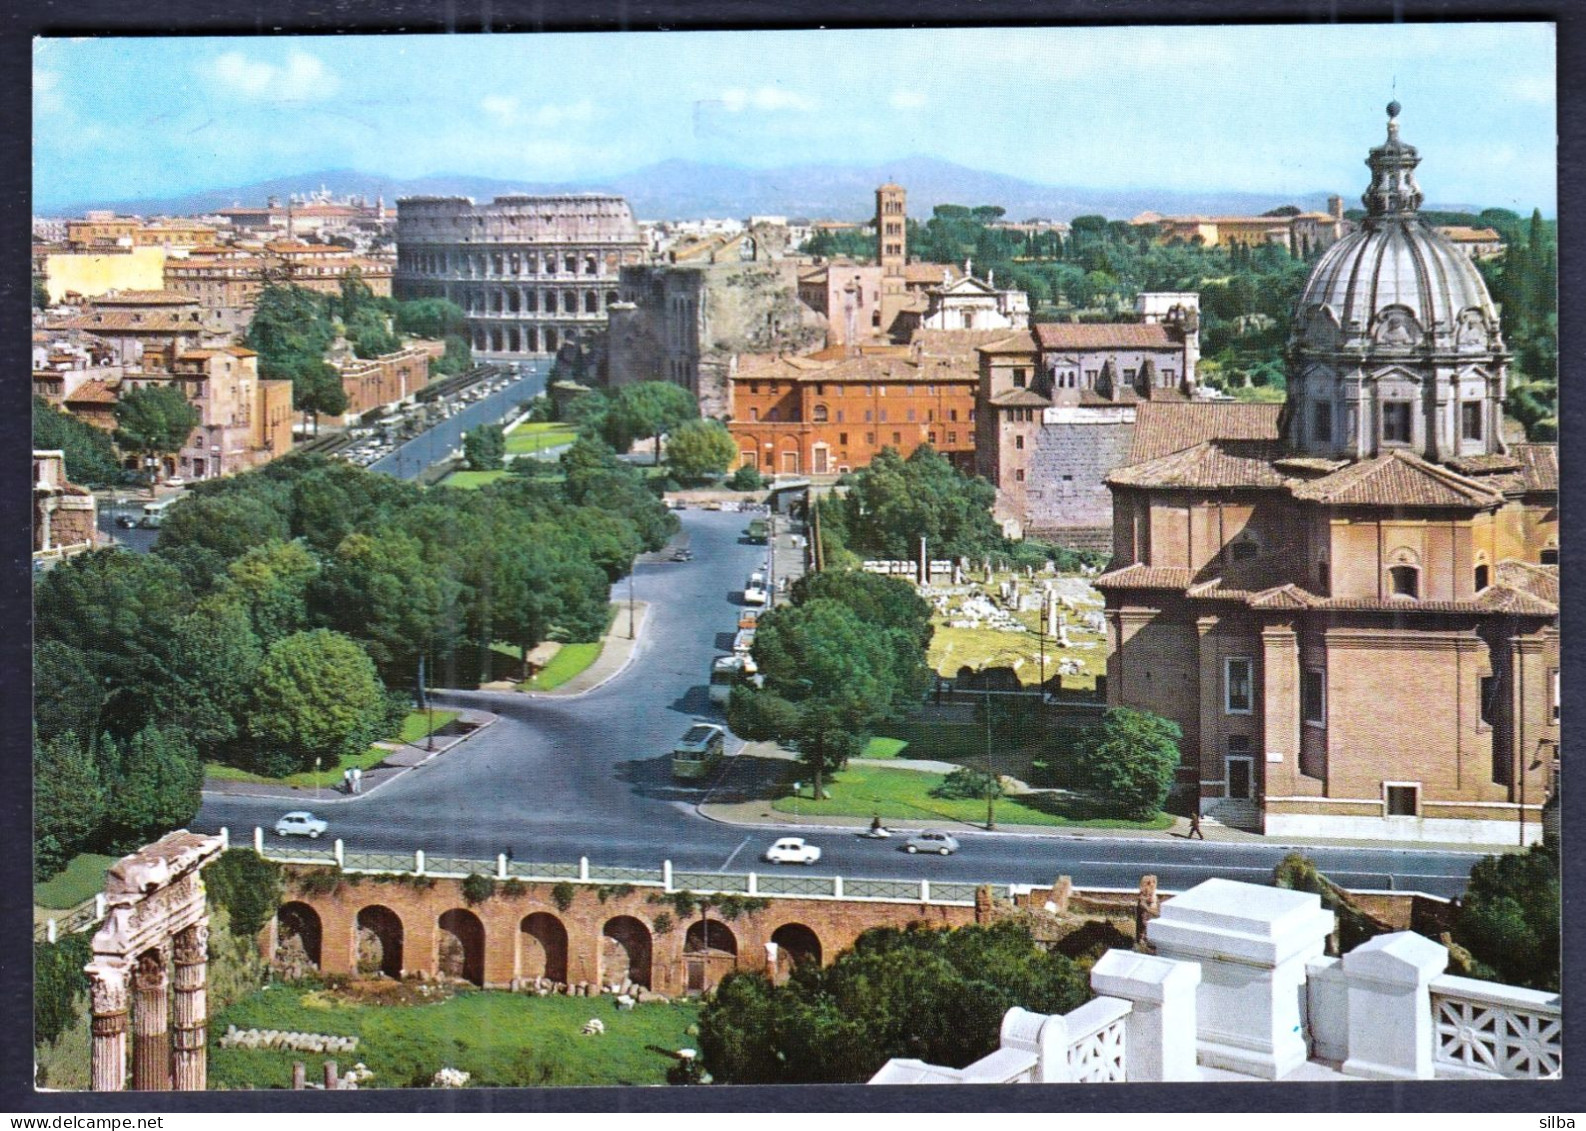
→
(812, 445, 829, 474)
(686, 958, 706, 994)
(781, 450, 800, 474)
(1227, 757, 1252, 801)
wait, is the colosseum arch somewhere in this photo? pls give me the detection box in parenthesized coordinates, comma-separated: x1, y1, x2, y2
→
(600, 916, 652, 988)
(355, 905, 405, 979)
(518, 912, 569, 984)
(437, 909, 486, 986)
(276, 901, 323, 970)
(770, 922, 823, 967)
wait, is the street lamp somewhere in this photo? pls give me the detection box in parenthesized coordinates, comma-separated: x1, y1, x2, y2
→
(315, 756, 323, 800)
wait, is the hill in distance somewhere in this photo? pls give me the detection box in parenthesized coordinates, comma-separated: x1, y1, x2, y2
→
(47, 155, 1478, 223)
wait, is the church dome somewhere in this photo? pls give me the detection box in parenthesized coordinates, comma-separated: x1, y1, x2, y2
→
(1292, 105, 1502, 355)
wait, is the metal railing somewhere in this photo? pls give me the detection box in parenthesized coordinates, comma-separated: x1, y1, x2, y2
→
(34, 896, 106, 944)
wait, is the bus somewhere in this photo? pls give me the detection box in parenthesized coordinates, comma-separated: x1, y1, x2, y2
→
(138, 497, 180, 529)
(672, 723, 726, 781)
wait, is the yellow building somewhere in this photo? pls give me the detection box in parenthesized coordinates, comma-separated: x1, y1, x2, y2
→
(40, 246, 168, 303)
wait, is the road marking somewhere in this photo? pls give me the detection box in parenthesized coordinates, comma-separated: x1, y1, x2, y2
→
(719, 836, 751, 872)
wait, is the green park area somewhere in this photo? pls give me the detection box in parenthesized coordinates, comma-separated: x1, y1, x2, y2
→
(504, 421, 578, 456)
(488, 603, 618, 689)
(768, 761, 1172, 830)
(34, 853, 118, 912)
(204, 710, 459, 788)
(439, 469, 511, 490)
(210, 984, 701, 1089)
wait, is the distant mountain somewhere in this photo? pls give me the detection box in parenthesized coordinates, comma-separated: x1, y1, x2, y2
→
(46, 156, 1477, 223)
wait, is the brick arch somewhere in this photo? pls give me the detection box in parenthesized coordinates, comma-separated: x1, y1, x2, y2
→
(355, 904, 405, 979)
(437, 908, 486, 986)
(769, 922, 823, 967)
(600, 915, 651, 988)
(683, 917, 736, 957)
(518, 911, 569, 983)
(277, 901, 322, 968)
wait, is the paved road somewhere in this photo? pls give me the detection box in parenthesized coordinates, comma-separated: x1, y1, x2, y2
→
(369, 360, 551, 481)
(195, 509, 1489, 898)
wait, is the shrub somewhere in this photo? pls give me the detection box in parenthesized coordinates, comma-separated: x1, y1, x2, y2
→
(205, 849, 285, 938)
(931, 766, 1006, 802)
(35, 932, 92, 1048)
(652, 912, 675, 936)
(1072, 708, 1181, 820)
(461, 873, 496, 906)
(551, 881, 577, 912)
(727, 464, 765, 491)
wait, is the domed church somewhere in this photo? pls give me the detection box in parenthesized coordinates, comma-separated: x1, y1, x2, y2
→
(1095, 105, 1558, 844)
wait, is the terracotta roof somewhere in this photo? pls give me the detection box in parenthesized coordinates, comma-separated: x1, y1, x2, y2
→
(1247, 584, 1320, 609)
(1107, 440, 1289, 490)
(975, 331, 1039, 356)
(64, 379, 117, 405)
(1093, 564, 1196, 590)
(1495, 559, 1559, 607)
(1035, 323, 1181, 350)
(1289, 451, 1504, 509)
(911, 329, 1024, 358)
(61, 311, 202, 332)
(1435, 226, 1502, 242)
(903, 263, 962, 285)
(1315, 591, 1556, 617)
(734, 351, 975, 385)
(95, 290, 196, 305)
(1127, 401, 1284, 463)
(989, 389, 1052, 407)
(1509, 444, 1558, 493)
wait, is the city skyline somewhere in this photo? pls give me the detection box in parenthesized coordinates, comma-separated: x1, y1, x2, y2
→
(34, 24, 1556, 215)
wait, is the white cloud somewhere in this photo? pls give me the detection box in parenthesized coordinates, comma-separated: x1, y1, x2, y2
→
(480, 95, 597, 128)
(719, 86, 816, 113)
(889, 89, 927, 110)
(203, 49, 339, 102)
(33, 67, 62, 114)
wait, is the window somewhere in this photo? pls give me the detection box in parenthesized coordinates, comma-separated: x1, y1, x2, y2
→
(928, 431, 937, 443)
(749, 408, 759, 422)
(1385, 784, 1419, 817)
(839, 433, 848, 445)
(892, 432, 901, 444)
(1302, 669, 1325, 726)
(1163, 369, 1176, 383)
(1389, 565, 1419, 599)
(1317, 560, 1330, 591)
(865, 410, 873, 422)
(1015, 435, 1025, 450)
(1541, 548, 1559, 565)
(1474, 563, 1490, 591)
(1225, 658, 1253, 714)
(950, 409, 959, 422)
(866, 432, 875, 444)
(1551, 669, 1561, 723)
(1382, 402, 1412, 444)
(1013, 368, 1028, 388)
(1479, 675, 1497, 726)
(906, 409, 916, 422)
(1462, 401, 1483, 441)
(1085, 369, 1098, 383)
(813, 404, 829, 423)
(1124, 368, 1137, 382)
(1015, 469, 1025, 483)
(948, 431, 957, 444)
(878, 409, 888, 423)
(836, 410, 845, 423)
(1314, 402, 1333, 443)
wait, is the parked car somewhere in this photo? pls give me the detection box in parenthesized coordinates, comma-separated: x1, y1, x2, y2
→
(903, 830, 960, 856)
(764, 836, 822, 865)
(164, 476, 187, 488)
(671, 548, 693, 562)
(114, 514, 137, 529)
(742, 584, 768, 606)
(275, 811, 328, 839)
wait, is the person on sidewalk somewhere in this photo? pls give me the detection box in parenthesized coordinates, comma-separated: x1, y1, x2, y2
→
(351, 766, 363, 795)
(1187, 802, 1205, 840)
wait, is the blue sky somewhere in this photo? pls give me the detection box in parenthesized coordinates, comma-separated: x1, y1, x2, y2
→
(33, 24, 1556, 214)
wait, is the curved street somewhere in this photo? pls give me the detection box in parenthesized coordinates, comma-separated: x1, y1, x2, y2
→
(195, 509, 1490, 898)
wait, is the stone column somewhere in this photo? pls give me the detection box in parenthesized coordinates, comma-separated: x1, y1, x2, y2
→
(87, 959, 132, 1092)
(131, 946, 172, 1090)
(171, 920, 209, 1091)
(1341, 931, 1448, 1080)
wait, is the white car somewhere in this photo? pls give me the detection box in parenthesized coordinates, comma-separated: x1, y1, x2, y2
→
(275, 811, 328, 839)
(742, 584, 768, 606)
(764, 837, 822, 865)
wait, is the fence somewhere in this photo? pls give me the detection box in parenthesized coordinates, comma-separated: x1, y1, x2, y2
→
(246, 827, 991, 908)
(1430, 974, 1561, 1080)
(34, 895, 107, 944)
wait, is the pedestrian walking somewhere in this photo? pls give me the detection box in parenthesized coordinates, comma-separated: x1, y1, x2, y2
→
(351, 766, 363, 795)
(1187, 802, 1204, 840)
(343, 768, 353, 794)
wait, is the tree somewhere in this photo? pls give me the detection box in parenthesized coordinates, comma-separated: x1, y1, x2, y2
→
(837, 445, 1004, 561)
(166, 596, 264, 755)
(395, 298, 468, 340)
(698, 920, 1089, 1084)
(664, 418, 737, 482)
(154, 489, 293, 568)
(34, 731, 105, 880)
(727, 463, 764, 491)
(247, 286, 344, 433)
(33, 640, 106, 747)
(203, 850, 285, 938)
(1454, 838, 1559, 992)
(217, 539, 320, 647)
(114, 385, 199, 486)
(33, 397, 124, 487)
(1072, 707, 1182, 820)
(101, 725, 203, 853)
(313, 528, 451, 684)
(464, 424, 506, 471)
(605, 381, 698, 464)
(249, 629, 387, 774)
(34, 279, 51, 309)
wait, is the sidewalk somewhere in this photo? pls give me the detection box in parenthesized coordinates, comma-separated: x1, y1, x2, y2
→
(200, 707, 500, 803)
(520, 600, 649, 697)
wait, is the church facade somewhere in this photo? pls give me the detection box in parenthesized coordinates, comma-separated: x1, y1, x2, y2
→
(1096, 105, 1559, 844)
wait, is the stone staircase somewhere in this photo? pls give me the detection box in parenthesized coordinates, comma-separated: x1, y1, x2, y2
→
(1204, 796, 1262, 832)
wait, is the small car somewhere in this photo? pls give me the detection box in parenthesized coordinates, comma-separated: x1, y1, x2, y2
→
(275, 811, 328, 839)
(742, 584, 768, 606)
(114, 514, 137, 529)
(764, 837, 822, 865)
(903, 830, 960, 856)
(671, 548, 694, 562)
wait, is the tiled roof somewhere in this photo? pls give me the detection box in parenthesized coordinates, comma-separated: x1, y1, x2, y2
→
(988, 389, 1052, 407)
(903, 263, 962, 285)
(1106, 440, 1289, 490)
(1495, 560, 1559, 607)
(95, 290, 195, 305)
(1316, 591, 1557, 617)
(1247, 584, 1319, 609)
(1435, 226, 1502, 242)
(60, 311, 202, 332)
(64, 379, 117, 405)
(1127, 402, 1283, 463)
(1093, 564, 1196, 590)
(1290, 451, 1503, 508)
(1509, 444, 1558, 493)
(1444, 452, 1522, 475)
(911, 329, 1025, 359)
(975, 331, 1039, 356)
(1035, 323, 1181, 350)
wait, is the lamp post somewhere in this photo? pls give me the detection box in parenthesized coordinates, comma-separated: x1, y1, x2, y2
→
(315, 756, 322, 800)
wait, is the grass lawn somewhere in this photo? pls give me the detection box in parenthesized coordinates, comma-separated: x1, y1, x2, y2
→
(524, 641, 602, 690)
(769, 762, 1172, 830)
(861, 737, 909, 759)
(34, 853, 118, 911)
(504, 422, 578, 455)
(210, 984, 701, 1089)
(204, 711, 460, 787)
(865, 720, 985, 763)
(440, 470, 510, 490)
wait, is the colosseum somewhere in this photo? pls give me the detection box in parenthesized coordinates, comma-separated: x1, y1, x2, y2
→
(394, 194, 647, 360)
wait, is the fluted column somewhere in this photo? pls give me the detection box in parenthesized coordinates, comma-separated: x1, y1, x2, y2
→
(171, 920, 209, 1090)
(131, 946, 171, 1091)
(87, 960, 131, 1091)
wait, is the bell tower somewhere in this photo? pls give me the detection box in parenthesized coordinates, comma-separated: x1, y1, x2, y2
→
(876, 182, 908, 335)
